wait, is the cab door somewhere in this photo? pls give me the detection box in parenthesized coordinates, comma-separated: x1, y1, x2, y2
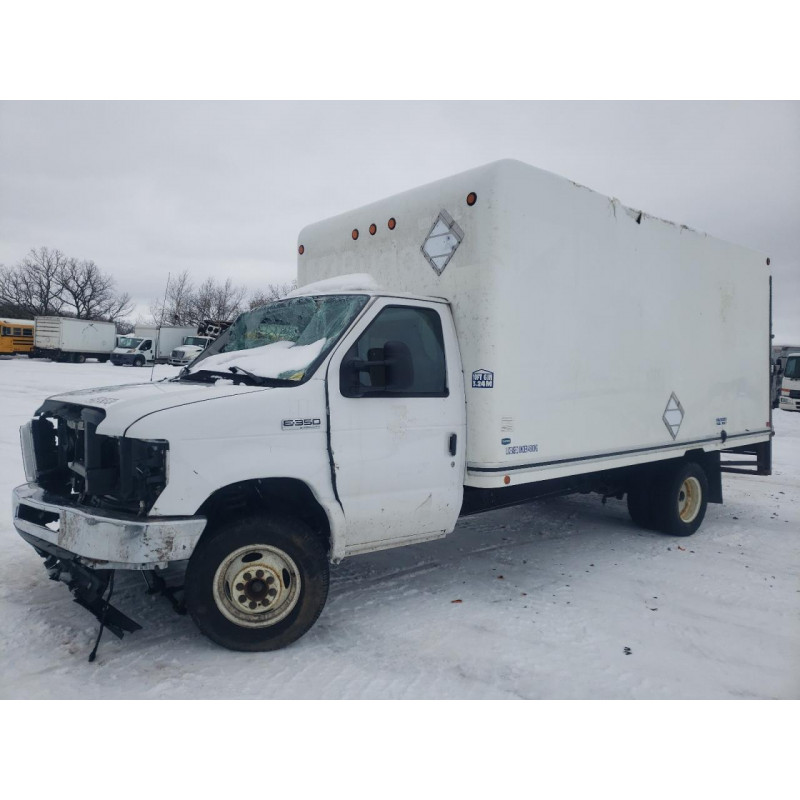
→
(327, 298, 466, 555)
(140, 339, 153, 361)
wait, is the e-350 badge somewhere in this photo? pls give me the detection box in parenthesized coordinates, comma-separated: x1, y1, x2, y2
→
(282, 418, 322, 430)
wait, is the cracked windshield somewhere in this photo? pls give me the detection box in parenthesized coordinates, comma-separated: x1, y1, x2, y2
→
(187, 294, 369, 383)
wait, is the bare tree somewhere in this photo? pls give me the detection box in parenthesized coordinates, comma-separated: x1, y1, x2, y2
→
(192, 277, 247, 323)
(149, 270, 195, 326)
(57, 258, 134, 321)
(0, 247, 69, 316)
(249, 281, 297, 309)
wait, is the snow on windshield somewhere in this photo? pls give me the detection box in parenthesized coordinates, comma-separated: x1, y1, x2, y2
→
(190, 339, 327, 380)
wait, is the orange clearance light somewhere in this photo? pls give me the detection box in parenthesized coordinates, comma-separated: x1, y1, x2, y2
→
(503, 475, 511, 485)
(369, 223, 377, 235)
(352, 229, 359, 240)
(467, 192, 477, 206)
(388, 217, 396, 230)
(298, 245, 304, 255)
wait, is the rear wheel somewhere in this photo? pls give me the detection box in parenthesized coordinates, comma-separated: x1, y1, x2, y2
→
(650, 461, 708, 536)
(185, 514, 330, 651)
(73, 353, 86, 364)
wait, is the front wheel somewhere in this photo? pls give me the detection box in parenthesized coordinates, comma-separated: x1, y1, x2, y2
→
(133, 355, 145, 367)
(650, 461, 709, 536)
(185, 514, 330, 651)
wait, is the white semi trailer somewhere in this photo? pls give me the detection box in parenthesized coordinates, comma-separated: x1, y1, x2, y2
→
(13, 160, 773, 653)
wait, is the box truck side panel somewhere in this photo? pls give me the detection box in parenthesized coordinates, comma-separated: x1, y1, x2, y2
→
(298, 160, 770, 488)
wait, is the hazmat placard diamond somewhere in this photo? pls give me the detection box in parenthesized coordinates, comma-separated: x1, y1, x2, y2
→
(662, 392, 684, 439)
(421, 209, 464, 275)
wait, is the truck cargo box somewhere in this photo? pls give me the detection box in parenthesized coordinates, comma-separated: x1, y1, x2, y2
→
(134, 325, 196, 360)
(34, 316, 116, 359)
(298, 159, 771, 488)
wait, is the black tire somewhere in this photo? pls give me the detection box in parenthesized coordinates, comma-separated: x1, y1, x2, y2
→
(185, 514, 330, 652)
(73, 353, 86, 364)
(650, 461, 709, 536)
(133, 355, 145, 367)
(98, 356, 109, 363)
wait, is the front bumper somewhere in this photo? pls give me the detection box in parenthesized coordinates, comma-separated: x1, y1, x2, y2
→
(12, 483, 207, 569)
(779, 396, 800, 411)
(110, 353, 138, 365)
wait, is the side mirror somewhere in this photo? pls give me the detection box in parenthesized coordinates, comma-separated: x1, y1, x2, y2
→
(383, 340, 414, 391)
(341, 340, 415, 396)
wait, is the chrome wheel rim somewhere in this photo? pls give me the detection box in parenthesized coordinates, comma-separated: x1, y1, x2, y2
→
(677, 477, 702, 523)
(213, 544, 301, 628)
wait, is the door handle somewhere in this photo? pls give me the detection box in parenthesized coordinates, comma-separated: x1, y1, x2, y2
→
(449, 433, 457, 456)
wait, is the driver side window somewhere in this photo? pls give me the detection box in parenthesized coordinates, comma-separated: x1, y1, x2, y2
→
(340, 305, 448, 398)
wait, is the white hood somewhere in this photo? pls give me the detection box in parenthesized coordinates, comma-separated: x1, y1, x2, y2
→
(40, 380, 271, 436)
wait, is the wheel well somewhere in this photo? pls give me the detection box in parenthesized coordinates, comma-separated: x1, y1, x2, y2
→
(196, 478, 332, 545)
(612, 450, 722, 505)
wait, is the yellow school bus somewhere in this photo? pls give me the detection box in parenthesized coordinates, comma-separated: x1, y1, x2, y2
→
(0, 318, 35, 356)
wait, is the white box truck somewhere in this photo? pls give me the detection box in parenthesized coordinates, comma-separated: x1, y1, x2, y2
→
(12, 160, 773, 654)
(110, 325, 196, 366)
(32, 316, 116, 363)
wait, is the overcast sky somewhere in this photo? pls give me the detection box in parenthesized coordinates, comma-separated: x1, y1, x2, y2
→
(1, 101, 798, 340)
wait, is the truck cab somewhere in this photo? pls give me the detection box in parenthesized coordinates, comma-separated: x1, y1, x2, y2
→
(110, 335, 154, 367)
(168, 335, 214, 366)
(778, 352, 800, 411)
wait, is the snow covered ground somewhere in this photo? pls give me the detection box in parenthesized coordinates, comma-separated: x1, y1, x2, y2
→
(0, 357, 797, 699)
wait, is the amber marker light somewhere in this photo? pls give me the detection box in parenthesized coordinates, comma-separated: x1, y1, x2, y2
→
(298, 245, 304, 255)
(369, 223, 377, 235)
(467, 192, 477, 206)
(503, 475, 511, 485)
(352, 229, 359, 240)
(388, 217, 396, 230)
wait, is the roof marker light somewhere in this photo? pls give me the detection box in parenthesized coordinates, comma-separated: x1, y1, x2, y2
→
(352, 229, 359, 240)
(369, 224, 377, 235)
(467, 192, 477, 206)
(298, 245, 304, 255)
(388, 217, 396, 230)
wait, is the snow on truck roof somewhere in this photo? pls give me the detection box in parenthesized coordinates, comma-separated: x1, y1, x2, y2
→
(287, 273, 447, 304)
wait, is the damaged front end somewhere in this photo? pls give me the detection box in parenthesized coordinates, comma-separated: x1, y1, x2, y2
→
(13, 401, 207, 656)
(41, 553, 141, 640)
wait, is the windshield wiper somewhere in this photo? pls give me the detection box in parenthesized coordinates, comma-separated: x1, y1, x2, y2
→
(180, 368, 295, 387)
(228, 365, 270, 385)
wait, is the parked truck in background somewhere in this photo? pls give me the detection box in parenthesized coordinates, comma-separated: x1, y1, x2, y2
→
(110, 325, 196, 366)
(12, 160, 773, 653)
(31, 316, 116, 363)
(167, 334, 214, 366)
(778, 352, 800, 411)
